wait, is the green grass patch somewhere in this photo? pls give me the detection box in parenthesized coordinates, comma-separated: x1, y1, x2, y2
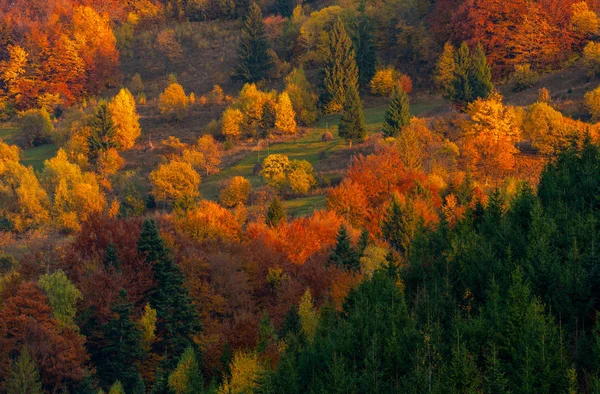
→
(21, 144, 58, 171)
(200, 96, 447, 214)
(284, 194, 327, 217)
(0, 125, 18, 143)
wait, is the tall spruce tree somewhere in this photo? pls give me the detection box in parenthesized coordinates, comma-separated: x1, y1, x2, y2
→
(96, 290, 145, 394)
(104, 242, 121, 271)
(322, 18, 359, 113)
(6, 347, 43, 394)
(337, 85, 366, 147)
(382, 86, 410, 138)
(470, 44, 493, 101)
(266, 196, 286, 227)
(381, 194, 420, 255)
(450, 42, 473, 105)
(329, 224, 359, 271)
(137, 219, 201, 370)
(88, 104, 117, 155)
(353, 8, 376, 86)
(234, 2, 273, 82)
(278, 0, 293, 17)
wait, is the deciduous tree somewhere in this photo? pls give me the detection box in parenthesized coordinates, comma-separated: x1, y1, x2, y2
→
(108, 88, 141, 150)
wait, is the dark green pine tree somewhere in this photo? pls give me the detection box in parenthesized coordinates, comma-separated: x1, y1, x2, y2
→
(357, 228, 369, 257)
(266, 196, 286, 227)
(469, 44, 493, 101)
(137, 219, 201, 370)
(337, 85, 366, 147)
(6, 346, 43, 394)
(104, 241, 121, 271)
(329, 224, 359, 271)
(353, 6, 376, 86)
(88, 103, 117, 155)
(278, 0, 293, 17)
(279, 304, 302, 339)
(322, 18, 359, 113)
(381, 194, 420, 256)
(382, 85, 410, 138)
(96, 290, 145, 394)
(450, 42, 473, 106)
(234, 2, 273, 83)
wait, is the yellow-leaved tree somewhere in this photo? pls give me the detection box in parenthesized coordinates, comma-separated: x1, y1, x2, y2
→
(220, 176, 252, 208)
(0, 141, 50, 231)
(195, 135, 222, 175)
(108, 88, 141, 150)
(218, 351, 263, 394)
(221, 108, 244, 140)
(275, 91, 297, 135)
(42, 149, 107, 232)
(159, 83, 189, 120)
(149, 159, 200, 203)
(585, 85, 600, 122)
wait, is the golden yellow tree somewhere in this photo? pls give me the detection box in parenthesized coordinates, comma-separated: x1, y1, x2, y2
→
(571, 2, 600, 36)
(221, 108, 244, 140)
(97, 148, 125, 179)
(218, 351, 263, 394)
(0, 45, 28, 103)
(583, 41, 600, 77)
(149, 159, 200, 203)
(42, 149, 107, 232)
(159, 83, 189, 120)
(195, 135, 222, 175)
(138, 303, 157, 352)
(260, 154, 290, 189)
(585, 85, 600, 122)
(275, 91, 297, 135)
(0, 141, 50, 231)
(220, 176, 252, 208)
(286, 160, 316, 195)
(108, 88, 141, 150)
(176, 201, 242, 242)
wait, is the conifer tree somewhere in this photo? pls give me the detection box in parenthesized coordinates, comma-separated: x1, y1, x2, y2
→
(470, 44, 493, 101)
(108, 381, 125, 394)
(337, 85, 366, 147)
(234, 2, 273, 83)
(435, 42, 456, 98)
(266, 196, 285, 227)
(451, 42, 473, 105)
(137, 219, 201, 369)
(6, 346, 43, 394)
(329, 224, 359, 271)
(278, 0, 293, 17)
(88, 103, 117, 155)
(167, 347, 203, 394)
(104, 241, 120, 271)
(353, 8, 376, 86)
(322, 18, 359, 113)
(96, 289, 145, 394)
(357, 228, 369, 257)
(382, 86, 410, 138)
(381, 194, 420, 256)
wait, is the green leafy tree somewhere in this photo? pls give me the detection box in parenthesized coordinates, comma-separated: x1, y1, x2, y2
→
(266, 196, 286, 227)
(234, 2, 273, 82)
(6, 347, 43, 394)
(38, 269, 82, 328)
(329, 224, 359, 271)
(137, 219, 201, 370)
(95, 289, 145, 393)
(285, 67, 318, 126)
(322, 18, 359, 113)
(337, 85, 366, 147)
(382, 86, 410, 138)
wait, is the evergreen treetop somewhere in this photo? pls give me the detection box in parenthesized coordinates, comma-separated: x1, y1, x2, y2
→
(337, 84, 366, 146)
(329, 224, 360, 272)
(234, 2, 273, 83)
(382, 85, 410, 138)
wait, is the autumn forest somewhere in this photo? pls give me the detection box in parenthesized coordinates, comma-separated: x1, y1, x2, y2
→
(3, 0, 600, 393)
